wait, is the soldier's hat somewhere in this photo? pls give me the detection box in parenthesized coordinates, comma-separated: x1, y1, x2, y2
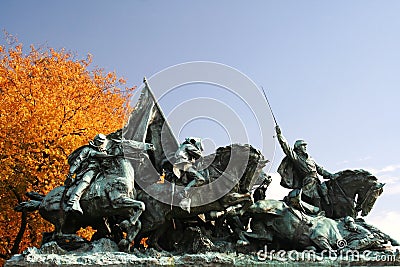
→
(90, 133, 107, 147)
(294, 139, 307, 150)
(185, 137, 204, 151)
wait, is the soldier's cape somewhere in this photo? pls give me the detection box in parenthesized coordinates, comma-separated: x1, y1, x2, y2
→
(278, 156, 302, 189)
(122, 80, 179, 173)
(67, 145, 90, 166)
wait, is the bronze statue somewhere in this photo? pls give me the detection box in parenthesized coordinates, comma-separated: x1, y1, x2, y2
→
(64, 134, 115, 214)
(275, 125, 384, 219)
(135, 144, 268, 250)
(173, 137, 207, 211)
(10, 81, 394, 259)
(275, 125, 337, 208)
(244, 199, 388, 252)
(338, 216, 383, 250)
(14, 131, 152, 252)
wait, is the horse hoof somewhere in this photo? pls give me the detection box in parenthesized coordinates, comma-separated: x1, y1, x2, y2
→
(118, 239, 130, 252)
(236, 240, 250, 246)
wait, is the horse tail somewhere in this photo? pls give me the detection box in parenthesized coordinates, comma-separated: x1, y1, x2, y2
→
(14, 191, 44, 212)
(14, 200, 41, 212)
(26, 191, 45, 201)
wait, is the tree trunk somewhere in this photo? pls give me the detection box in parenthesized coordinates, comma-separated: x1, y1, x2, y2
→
(10, 188, 28, 256)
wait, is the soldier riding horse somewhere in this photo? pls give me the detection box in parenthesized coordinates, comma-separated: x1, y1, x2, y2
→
(15, 131, 152, 251)
(275, 126, 384, 219)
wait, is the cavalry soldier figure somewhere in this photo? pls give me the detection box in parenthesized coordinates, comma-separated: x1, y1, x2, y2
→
(64, 133, 114, 214)
(173, 137, 206, 211)
(275, 125, 338, 209)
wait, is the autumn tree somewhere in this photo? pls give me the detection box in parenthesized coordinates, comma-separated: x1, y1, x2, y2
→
(0, 35, 135, 261)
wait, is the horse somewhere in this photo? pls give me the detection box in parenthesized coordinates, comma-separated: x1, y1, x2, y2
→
(14, 134, 147, 251)
(315, 169, 384, 219)
(244, 199, 387, 252)
(134, 143, 268, 250)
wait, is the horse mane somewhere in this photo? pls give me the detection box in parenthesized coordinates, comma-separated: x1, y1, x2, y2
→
(206, 144, 266, 193)
(215, 143, 259, 153)
(336, 169, 377, 182)
(214, 143, 263, 162)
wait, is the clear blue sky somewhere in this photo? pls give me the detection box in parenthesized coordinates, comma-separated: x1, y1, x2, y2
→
(2, 1, 400, 240)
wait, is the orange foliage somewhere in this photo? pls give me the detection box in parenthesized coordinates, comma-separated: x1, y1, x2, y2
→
(157, 173, 165, 184)
(0, 36, 135, 260)
(76, 226, 97, 241)
(140, 237, 149, 248)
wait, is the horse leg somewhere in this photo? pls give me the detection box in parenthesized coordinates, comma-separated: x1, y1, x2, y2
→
(112, 196, 145, 211)
(91, 218, 112, 241)
(147, 221, 169, 251)
(126, 209, 142, 246)
(118, 209, 143, 252)
(107, 190, 146, 251)
(133, 210, 167, 251)
(53, 215, 64, 238)
(226, 215, 250, 246)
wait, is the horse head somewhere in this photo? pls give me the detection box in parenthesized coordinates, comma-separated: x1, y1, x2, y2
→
(357, 181, 384, 217)
(329, 169, 384, 218)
